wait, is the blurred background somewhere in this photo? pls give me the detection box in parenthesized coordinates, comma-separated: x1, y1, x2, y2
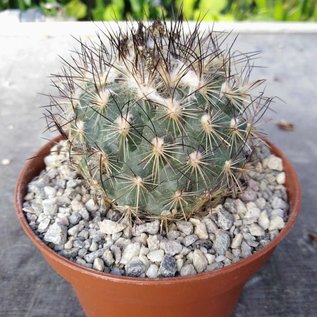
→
(0, 0, 316, 22)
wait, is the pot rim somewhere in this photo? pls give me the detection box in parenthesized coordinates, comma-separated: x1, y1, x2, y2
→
(15, 135, 301, 285)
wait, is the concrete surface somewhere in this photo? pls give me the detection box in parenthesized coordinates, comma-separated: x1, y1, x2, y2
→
(0, 23, 316, 317)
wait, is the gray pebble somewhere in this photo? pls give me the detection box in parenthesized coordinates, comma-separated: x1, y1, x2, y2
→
(176, 221, 193, 235)
(182, 234, 198, 247)
(241, 241, 252, 257)
(125, 257, 146, 277)
(161, 240, 182, 256)
(84, 249, 105, 263)
(99, 219, 126, 235)
(213, 230, 231, 255)
(43, 199, 58, 216)
(121, 243, 141, 265)
(147, 249, 164, 263)
(134, 220, 160, 235)
(193, 250, 208, 273)
(69, 212, 82, 225)
(240, 189, 257, 202)
(102, 249, 115, 266)
(180, 263, 196, 276)
(159, 255, 177, 277)
(44, 223, 67, 245)
(146, 264, 159, 278)
(93, 258, 104, 271)
(216, 208, 234, 230)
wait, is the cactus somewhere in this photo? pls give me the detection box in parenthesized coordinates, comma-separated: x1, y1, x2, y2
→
(47, 17, 271, 222)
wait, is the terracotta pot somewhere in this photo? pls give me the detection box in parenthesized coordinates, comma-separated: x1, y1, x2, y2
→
(15, 135, 301, 317)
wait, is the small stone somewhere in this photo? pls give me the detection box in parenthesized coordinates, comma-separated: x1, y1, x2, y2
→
(38, 217, 51, 233)
(216, 208, 234, 230)
(102, 249, 115, 266)
(258, 210, 270, 230)
(44, 223, 67, 245)
(203, 218, 218, 234)
(69, 212, 82, 225)
(110, 267, 123, 276)
(271, 208, 284, 218)
(162, 240, 182, 256)
(194, 240, 213, 250)
(204, 254, 214, 265)
(106, 209, 121, 222)
(84, 249, 105, 263)
(64, 239, 73, 250)
(93, 258, 104, 272)
(193, 249, 208, 273)
(180, 247, 191, 256)
(224, 198, 236, 213)
(243, 233, 259, 247)
(147, 235, 160, 250)
(215, 255, 226, 262)
(193, 221, 208, 240)
(207, 263, 222, 271)
(79, 208, 90, 221)
(146, 264, 159, 278)
(272, 197, 288, 210)
(159, 255, 177, 277)
(71, 200, 84, 212)
(183, 234, 198, 247)
(44, 186, 57, 198)
(134, 220, 160, 235)
(140, 245, 149, 256)
(214, 230, 231, 255)
(176, 258, 184, 271)
(166, 230, 180, 240)
(180, 263, 196, 276)
(85, 198, 99, 212)
(176, 221, 193, 235)
(121, 243, 141, 265)
(248, 223, 265, 236)
(99, 219, 126, 235)
(269, 216, 285, 231)
(244, 203, 261, 223)
(231, 233, 243, 249)
(89, 241, 98, 252)
(240, 188, 257, 202)
(267, 155, 283, 171)
(43, 199, 58, 216)
(110, 245, 121, 264)
(235, 199, 247, 215)
(276, 172, 286, 185)
(248, 179, 259, 191)
(125, 257, 146, 277)
(68, 224, 81, 236)
(147, 249, 164, 263)
(241, 241, 252, 258)
(256, 197, 266, 209)
(78, 229, 89, 240)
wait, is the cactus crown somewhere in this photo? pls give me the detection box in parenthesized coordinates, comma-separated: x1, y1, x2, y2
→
(47, 17, 271, 222)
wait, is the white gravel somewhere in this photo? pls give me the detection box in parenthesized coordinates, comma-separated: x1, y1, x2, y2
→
(23, 140, 289, 278)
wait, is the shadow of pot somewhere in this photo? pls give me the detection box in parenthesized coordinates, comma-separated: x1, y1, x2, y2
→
(15, 135, 301, 317)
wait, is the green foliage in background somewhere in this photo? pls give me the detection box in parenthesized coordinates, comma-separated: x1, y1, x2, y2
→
(0, 0, 316, 21)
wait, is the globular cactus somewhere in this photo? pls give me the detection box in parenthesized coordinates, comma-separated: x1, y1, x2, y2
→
(47, 17, 271, 222)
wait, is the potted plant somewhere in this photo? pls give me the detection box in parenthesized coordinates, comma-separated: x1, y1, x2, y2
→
(15, 16, 301, 317)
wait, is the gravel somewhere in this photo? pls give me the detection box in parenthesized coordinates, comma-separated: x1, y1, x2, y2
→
(22, 140, 289, 278)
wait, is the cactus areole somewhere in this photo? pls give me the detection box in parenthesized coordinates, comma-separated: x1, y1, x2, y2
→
(47, 18, 271, 221)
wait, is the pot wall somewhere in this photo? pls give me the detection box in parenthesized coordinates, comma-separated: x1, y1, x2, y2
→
(15, 136, 301, 317)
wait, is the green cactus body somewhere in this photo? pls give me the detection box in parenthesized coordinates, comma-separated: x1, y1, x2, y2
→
(48, 18, 270, 220)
